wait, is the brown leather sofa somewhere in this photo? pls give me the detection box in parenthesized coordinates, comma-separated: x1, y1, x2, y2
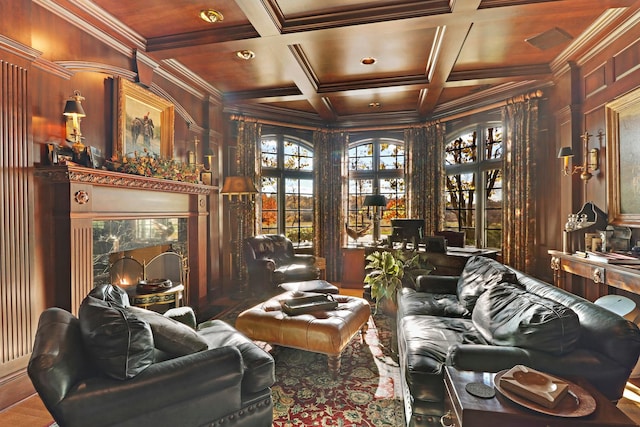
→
(397, 255, 640, 427)
(28, 284, 275, 427)
(244, 234, 319, 293)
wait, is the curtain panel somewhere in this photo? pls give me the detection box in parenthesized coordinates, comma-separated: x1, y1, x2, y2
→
(314, 130, 348, 281)
(405, 123, 446, 236)
(502, 91, 541, 273)
(234, 119, 261, 236)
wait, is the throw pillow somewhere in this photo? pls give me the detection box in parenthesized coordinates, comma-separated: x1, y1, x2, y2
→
(457, 256, 519, 311)
(78, 294, 154, 380)
(127, 306, 208, 356)
(472, 283, 581, 355)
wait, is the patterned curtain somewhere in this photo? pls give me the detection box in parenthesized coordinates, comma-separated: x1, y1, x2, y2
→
(405, 123, 445, 235)
(502, 91, 541, 273)
(314, 130, 348, 281)
(235, 118, 261, 237)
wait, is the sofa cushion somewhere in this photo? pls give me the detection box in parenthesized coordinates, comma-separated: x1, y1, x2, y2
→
(457, 256, 518, 311)
(398, 288, 469, 318)
(127, 306, 208, 356)
(472, 283, 581, 355)
(78, 293, 154, 380)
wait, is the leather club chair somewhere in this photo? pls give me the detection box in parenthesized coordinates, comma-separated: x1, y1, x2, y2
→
(244, 234, 319, 294)
(28, 284, 275, 427)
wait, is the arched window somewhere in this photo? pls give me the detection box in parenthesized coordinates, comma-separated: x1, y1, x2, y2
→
(260, 132, 314, 247)
(346, 134, 405, 244)
(444, 124, 503, 248)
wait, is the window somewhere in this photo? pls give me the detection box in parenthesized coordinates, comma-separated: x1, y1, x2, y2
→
(260, 132, 314, 246)
(347, 135, 405, 244)
(444, 125, 503, 248)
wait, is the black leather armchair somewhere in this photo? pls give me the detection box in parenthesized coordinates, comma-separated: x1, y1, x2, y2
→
(244, 234, 319, 293)
(28, 288, 275, 427)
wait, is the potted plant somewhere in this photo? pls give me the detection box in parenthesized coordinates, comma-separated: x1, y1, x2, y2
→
(364, 250, 433, 314)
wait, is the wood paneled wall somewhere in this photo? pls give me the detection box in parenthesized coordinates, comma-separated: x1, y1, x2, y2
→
(0, 60, 35, 366)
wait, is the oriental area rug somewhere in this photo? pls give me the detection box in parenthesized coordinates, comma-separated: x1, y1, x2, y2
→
(220, 303, 406, 427)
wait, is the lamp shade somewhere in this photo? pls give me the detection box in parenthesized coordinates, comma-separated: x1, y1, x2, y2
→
(63, 91, 86, 117)
(221, 176, 258, 195)
(557, 146, 574, 158)
(363, 195, 387, 207)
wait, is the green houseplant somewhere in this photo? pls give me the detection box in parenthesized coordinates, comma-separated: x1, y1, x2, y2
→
(364, 250, 433, 313)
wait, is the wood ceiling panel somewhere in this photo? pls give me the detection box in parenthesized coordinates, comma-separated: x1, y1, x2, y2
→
(48, 0, 639, 125)
(454, 7, 605, 72)
(329, 89, 421, 116)
(91, 0, 251, 38)
(302, 27, 438, 85)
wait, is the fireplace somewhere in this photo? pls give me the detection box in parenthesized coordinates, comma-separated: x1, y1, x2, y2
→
(36, 165, 212, 314)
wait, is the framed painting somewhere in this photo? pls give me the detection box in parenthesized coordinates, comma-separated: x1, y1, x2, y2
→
(606, 86, 640, 226)
(114, 77, 174, 158)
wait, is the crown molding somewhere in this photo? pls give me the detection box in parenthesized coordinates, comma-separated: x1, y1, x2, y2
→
(0, 34, 42, 62)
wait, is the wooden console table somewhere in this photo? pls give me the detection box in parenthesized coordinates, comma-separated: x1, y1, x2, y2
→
(548, 250, 640, 300)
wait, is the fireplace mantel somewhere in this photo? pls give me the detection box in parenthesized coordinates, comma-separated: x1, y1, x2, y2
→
(36, 165, 213, 314)
(35, 164, 213, 195)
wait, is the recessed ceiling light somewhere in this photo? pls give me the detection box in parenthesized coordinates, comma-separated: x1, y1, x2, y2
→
(237, 50, 256, 60)
(200, 9, 224, 23)
(361, 57, 377, 65)
(369, 102, 381, 108)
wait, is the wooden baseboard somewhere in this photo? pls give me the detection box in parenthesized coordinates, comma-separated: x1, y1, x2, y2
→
(0, 369, 36, 411)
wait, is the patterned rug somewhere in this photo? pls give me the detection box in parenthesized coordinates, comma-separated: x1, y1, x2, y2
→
(220, 301, 406, 427)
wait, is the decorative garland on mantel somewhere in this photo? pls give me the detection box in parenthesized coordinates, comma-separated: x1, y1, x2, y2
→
(35, 165, 212, 195)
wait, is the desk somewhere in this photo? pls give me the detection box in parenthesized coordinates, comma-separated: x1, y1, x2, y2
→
(548, 250, 640, 300)
(125, 284, 184, 311)
(365, 246, 497, 276)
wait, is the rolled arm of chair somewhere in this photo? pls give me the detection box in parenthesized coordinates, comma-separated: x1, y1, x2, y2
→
(291, 254, 315, 265)
(415, 275, 459, 294)
(59, 346, 245, 427)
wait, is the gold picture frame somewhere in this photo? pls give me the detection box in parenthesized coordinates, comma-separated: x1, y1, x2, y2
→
(114, 77, 174, 158)
(606, 86, 640, 226)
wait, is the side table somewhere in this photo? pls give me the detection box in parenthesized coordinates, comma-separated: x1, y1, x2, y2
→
(442, 366, 635, 427)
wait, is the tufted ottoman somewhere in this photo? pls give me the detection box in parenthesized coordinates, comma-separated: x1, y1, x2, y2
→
(236, 291, 371, 377)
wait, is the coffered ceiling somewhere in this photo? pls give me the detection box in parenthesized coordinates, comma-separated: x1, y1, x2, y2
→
(51, 0, 638, 126)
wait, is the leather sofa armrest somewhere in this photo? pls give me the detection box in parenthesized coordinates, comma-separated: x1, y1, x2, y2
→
(446, 344, 531, 372)
(415, 275, 459, 294)
(58, 346, 245, 426)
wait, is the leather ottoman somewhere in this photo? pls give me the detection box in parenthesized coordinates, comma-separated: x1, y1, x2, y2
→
(236, 292, 371, 377)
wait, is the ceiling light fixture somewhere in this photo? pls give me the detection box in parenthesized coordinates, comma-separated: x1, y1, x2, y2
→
(361, 57, 377, 65)
(200, 9, 224, 23)
(236, 50, 256, 60)
(369, 102, 381, 108)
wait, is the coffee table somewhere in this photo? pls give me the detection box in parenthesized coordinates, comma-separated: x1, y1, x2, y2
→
(235, 291, 370, 377)
(442, 366, 636, 427)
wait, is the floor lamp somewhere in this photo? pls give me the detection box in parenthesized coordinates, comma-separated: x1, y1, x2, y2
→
(221, 176, 258, 297)
(364, 195, 387, 244)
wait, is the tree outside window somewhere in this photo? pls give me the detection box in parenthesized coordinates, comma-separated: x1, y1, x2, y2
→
(260, 132, 314, 247)
(347, 135, 405, 244)
(445, 125, 502, 248)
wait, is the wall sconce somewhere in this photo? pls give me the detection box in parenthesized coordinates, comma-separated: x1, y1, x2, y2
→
(363, 194, 387, 243)
(558, 130, 601, 181)
(63, 90, 86, 154)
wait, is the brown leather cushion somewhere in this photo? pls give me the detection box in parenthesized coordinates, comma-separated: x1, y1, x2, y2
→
(127, 306, 208, 356)
(457, 256, 519, 311)
(472, 283, 581, 355)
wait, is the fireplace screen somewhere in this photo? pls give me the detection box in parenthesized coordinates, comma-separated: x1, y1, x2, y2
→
(93, 218, 187, 285)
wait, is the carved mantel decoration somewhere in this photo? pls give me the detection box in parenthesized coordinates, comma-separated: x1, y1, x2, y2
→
(35, 164, 212, 195)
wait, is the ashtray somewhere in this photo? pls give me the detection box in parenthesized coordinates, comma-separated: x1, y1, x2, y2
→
(137, 278, 172, 293)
